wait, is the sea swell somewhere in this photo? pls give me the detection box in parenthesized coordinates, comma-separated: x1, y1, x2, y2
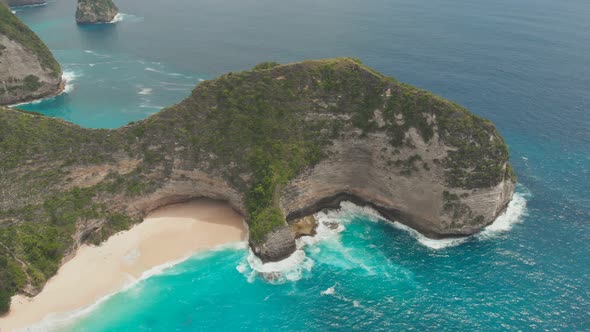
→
(8, 70, 79, 107)
(242, 188, 530, 283)
(18, 241, 248, 332)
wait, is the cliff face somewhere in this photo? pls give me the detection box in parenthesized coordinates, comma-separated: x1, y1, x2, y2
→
(0, 58, 515, 312)
(75, 0, 118, 24)
(0, 3, 62, 105)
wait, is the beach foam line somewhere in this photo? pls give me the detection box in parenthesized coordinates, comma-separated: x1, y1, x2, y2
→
(62, 70, 78, 94)
(239, 248, 314, 284)
(18, 240, 249, 332)
(242, 189, 529, 283)
(17, 258, 188, 332)
(391, 222, 469, 249)
(8, 70, 79, 107)
(2, 200, 247, 331)
(477, 191, 529, 239)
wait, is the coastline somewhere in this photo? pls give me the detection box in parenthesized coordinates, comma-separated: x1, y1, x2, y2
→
(0, 199, 246, 331)
(7, 78, 66, 108)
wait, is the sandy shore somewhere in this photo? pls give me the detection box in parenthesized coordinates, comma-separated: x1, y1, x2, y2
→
(0, 199, 246, 331)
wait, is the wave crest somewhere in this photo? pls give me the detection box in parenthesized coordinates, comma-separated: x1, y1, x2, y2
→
(62, 70, 79, 94)
(240, 189, 529, 283)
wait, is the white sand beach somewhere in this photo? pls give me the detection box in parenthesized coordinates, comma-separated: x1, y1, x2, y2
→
(0, 199, 246, 331)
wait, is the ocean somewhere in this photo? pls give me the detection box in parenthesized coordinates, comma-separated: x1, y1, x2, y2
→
(11, 0, 590, 330)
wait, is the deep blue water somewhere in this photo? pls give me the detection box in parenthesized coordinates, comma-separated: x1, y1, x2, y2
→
(10, 0, 590, 330)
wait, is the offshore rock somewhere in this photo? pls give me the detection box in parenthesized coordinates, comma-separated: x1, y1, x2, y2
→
(76, 0, 119, 24)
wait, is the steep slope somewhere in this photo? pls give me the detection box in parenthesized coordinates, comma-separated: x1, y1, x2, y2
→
(0, 3, 62, 105)
(0, 58, 515, 313)
(75, 0, 118, 24)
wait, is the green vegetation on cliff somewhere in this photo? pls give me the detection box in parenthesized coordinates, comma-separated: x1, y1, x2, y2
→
(0, 58, 514, 312)
(0, 4, 61, 77)
(76, 0, 118, 23)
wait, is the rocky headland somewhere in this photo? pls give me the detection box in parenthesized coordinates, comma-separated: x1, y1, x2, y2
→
(0, 3, 62, 105)
(0, 58, 516, 314)
(75, 0, 119, 24)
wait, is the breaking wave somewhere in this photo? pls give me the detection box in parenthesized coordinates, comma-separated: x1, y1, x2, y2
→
(138, 87, 153, 95)
(108, 13, 144, 23)
(62, 70, 79, 94)
(240, 189, 529, 283)
(19, 242, 247, 332)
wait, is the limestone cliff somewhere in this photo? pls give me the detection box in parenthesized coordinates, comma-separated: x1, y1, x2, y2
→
(0, 58, 515, 313)
(75, 0, 118, 24)
(0, 3, 62, 105)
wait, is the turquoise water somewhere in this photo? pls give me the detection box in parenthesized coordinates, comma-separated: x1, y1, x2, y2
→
(11, 0, 590, 330)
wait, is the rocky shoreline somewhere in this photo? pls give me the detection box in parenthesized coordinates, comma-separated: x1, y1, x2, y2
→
(0, 3, 63, 105)
(0, 58, 516, 312)
(75, 0, 119, 24)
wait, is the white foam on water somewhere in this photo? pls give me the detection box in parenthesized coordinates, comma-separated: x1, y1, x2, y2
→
(239, 248, 314, 284)
(139, 103, 164, 109)
(109, 13, 124, 23)
(478, 191, 529, 239)
(389, 191, 529, 249)
(62, 70, 79, 93)
(145, 67, 192, 79)
(240, 202, 362, 283)
(321, 284, 337, 296)
(138, 87, 153, 95)
(211, 241, 248, 252)
(8, 70, 79, 107)
(83, 50, 111, 58)
(10, 2, 47, 10)
(240, 190, 529, 283)
(107, 13, 144, 23)
(18, 256, 188, 332)
(390, 222, 468, 249)
(18, 242, 247, 332)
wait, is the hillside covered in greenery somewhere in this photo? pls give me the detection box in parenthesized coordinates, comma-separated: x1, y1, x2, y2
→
(0, 4, 60, 77)
(0, 58, 515, 313)
(75, 0, 118, 24)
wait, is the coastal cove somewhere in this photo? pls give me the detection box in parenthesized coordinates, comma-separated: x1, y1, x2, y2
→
(2, 192, 528, 331)
(0, 0, 589, 330)
(0, 199, 246, 331)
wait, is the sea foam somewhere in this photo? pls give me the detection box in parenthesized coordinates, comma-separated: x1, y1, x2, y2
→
(8, 70, 79, 107)
(62, 70, 79, 94)
(19, 241, 248, 332)
(109, 13, 124, 23)
(477, 191, 529, 239)
(108, 13, 144, 24)
(241, 189, 529, 282)
(138, 87, 153, 95)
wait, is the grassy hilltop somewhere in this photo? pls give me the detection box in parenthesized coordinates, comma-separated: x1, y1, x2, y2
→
(0, 4, 61, 77)
(0, 58, 515, 313)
